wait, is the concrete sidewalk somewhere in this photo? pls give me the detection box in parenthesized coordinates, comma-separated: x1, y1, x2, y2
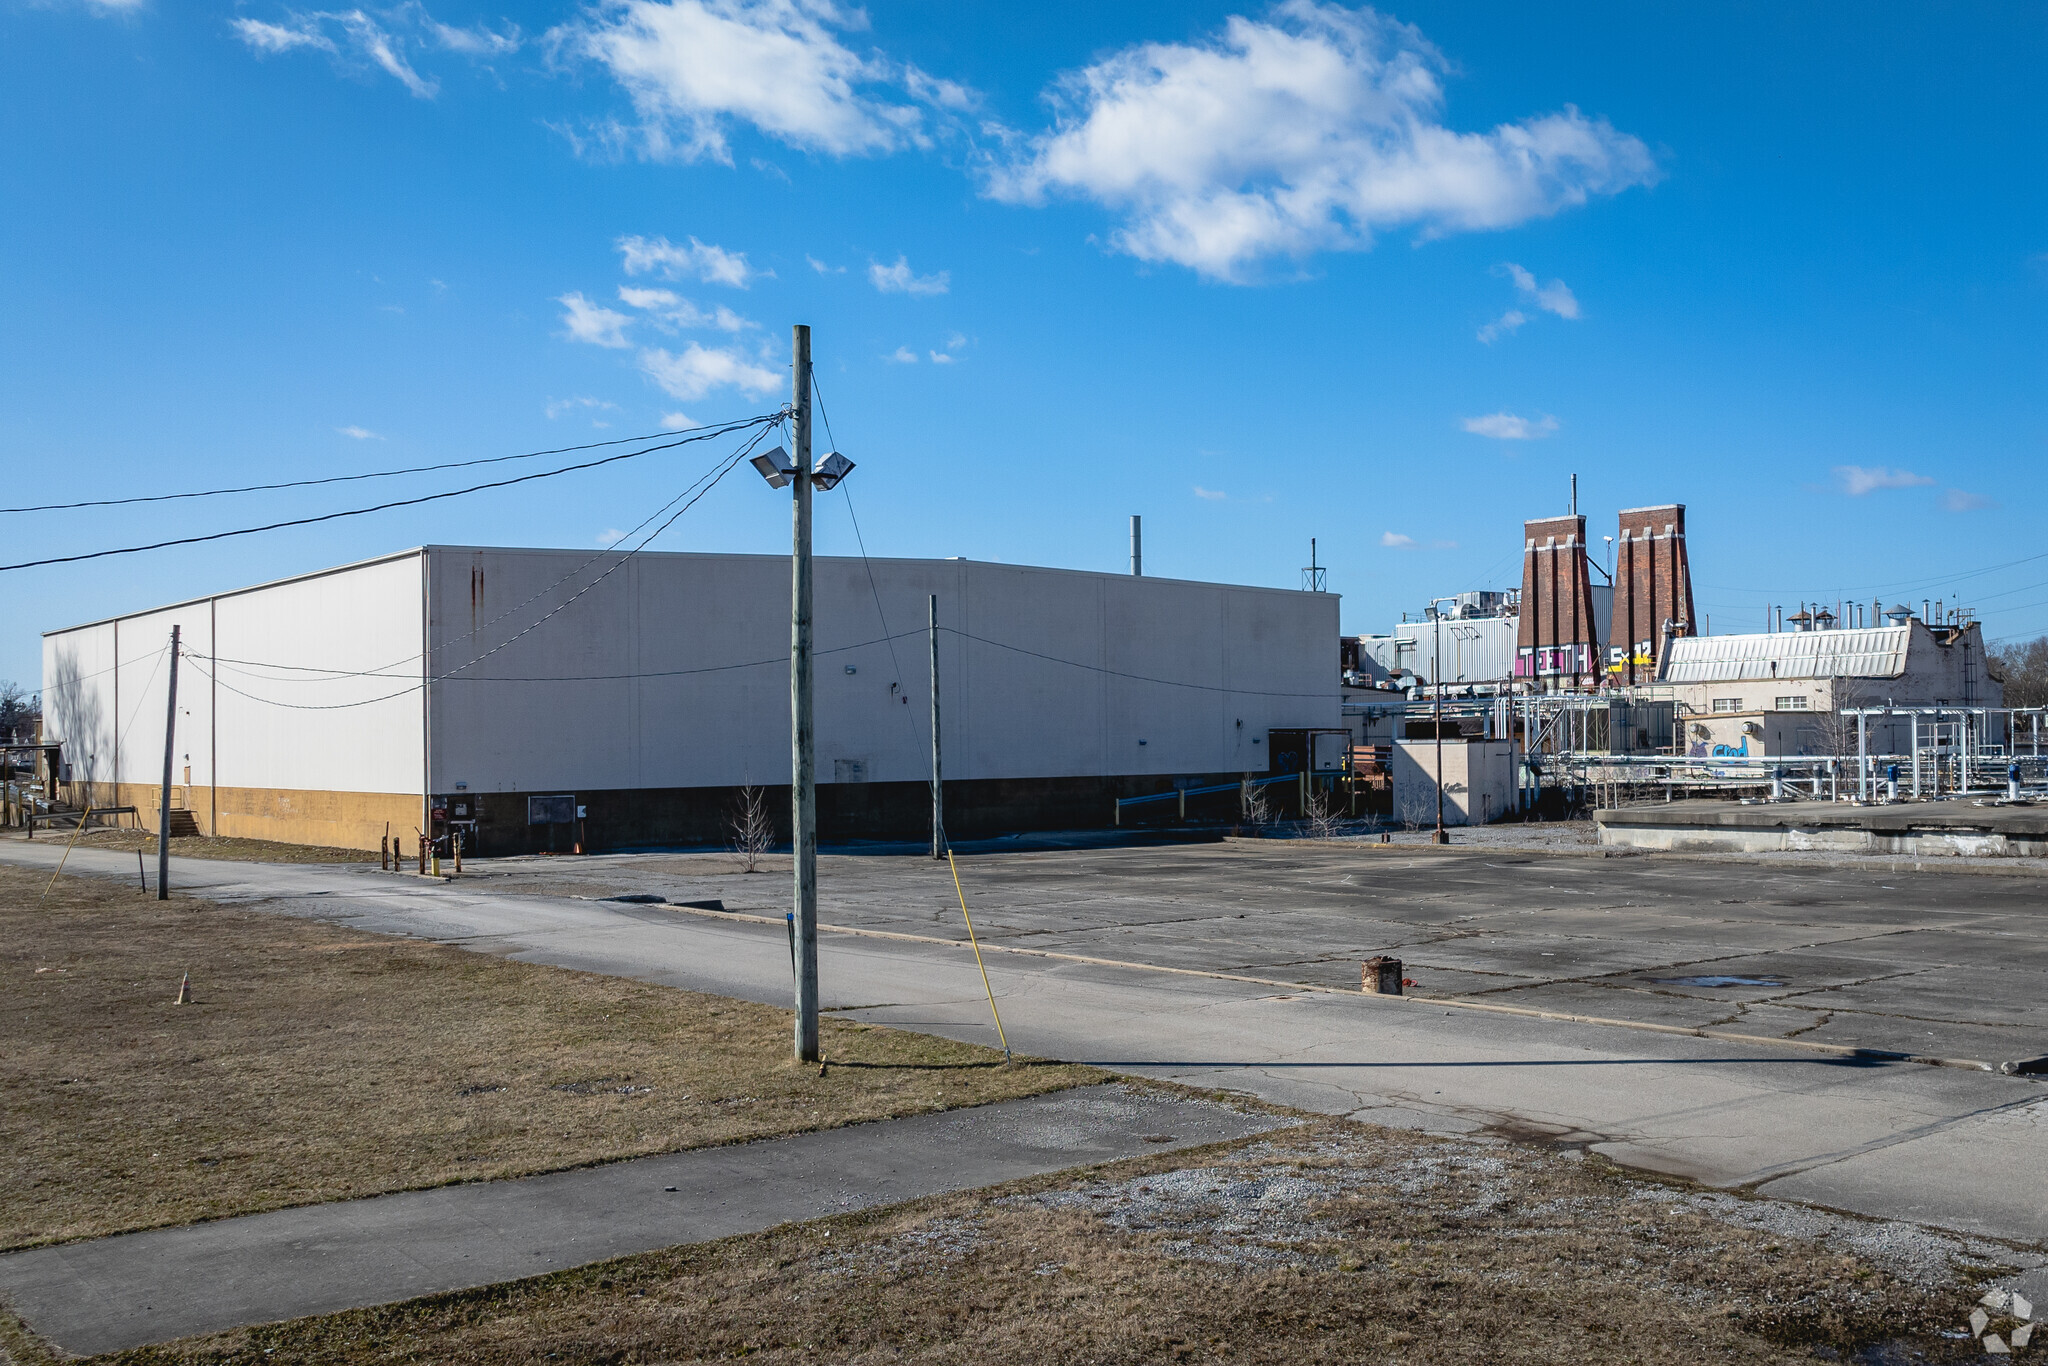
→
(0, 1086, 1284, 1357)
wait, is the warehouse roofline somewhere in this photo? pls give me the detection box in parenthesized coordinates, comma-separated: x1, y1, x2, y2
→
(43, 547, 429, 637)
(45, 544, 1336, 637)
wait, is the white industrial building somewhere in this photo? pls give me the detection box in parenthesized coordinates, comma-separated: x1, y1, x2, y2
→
(1347, 588, 1613, 692)
(1659, 619, 2000, 758)
(42, 547, 1341, 853)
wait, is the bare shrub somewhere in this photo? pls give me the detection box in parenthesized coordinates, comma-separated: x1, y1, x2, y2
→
(731, 785, 772, 873)
(1238, 776, 1272, 833)
(1303, 784, 1341, 841)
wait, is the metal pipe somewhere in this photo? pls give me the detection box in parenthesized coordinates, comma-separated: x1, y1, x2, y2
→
(1129, 514, 1142, 577)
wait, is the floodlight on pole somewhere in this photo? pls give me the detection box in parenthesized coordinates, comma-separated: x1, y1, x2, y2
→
(811, 452, 854, 490)
(750, 446, 795, 489)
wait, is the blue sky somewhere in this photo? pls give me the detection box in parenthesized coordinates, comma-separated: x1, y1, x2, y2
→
(4, 0, 2046, 688)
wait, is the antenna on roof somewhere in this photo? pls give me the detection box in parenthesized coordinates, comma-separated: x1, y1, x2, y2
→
(1301, 537, 1326, 593)
(1570, 473, 1578, 518)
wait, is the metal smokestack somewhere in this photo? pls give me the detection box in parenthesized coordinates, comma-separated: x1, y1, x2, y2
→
(1570, 473, 1578, 517)
(1129, 515, 1142, 577)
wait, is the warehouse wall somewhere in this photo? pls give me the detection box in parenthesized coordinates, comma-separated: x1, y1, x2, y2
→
(424, 548, 1340, 797)
(41, 552, 427, 849)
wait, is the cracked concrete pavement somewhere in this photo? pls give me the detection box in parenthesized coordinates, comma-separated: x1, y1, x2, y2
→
(6, 834, 2046, 1254)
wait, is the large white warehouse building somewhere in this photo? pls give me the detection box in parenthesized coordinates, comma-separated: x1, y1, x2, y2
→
(43, 546, 1341, 853)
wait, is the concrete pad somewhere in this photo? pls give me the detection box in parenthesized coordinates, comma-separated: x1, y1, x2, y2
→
(0, 1086, 1285, 1358)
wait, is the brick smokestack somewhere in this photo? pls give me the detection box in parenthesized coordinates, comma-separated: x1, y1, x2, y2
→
(1515, 515, 1602, 690)
(1609, 505, 1695, 686)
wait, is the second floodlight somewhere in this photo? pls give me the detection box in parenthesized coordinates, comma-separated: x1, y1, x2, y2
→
(811, 451, 855, 491)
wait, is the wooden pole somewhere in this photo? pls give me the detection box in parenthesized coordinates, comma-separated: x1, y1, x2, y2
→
(929, 594, 945, 859)
(157, 626, 180, 900)
(790, 324, 820, 1065)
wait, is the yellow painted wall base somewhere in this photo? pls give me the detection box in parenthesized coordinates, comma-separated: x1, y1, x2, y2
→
(78, 782, 418, 853)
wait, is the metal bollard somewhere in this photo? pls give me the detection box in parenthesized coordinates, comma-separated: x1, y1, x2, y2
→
(2010, 762, 2023, 802)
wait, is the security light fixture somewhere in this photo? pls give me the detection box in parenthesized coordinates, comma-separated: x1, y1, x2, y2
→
(811, 451, 854, 491)
(750, 445, 795, 489)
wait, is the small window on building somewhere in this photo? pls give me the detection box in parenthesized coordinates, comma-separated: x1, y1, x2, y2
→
(1711, 698, 1744, 713)
(1776, 695, 1809, 711)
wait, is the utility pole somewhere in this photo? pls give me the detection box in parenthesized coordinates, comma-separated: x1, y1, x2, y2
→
(1430, 598, 1451, 844)
(157, 625, 180, 899)
(789, 325, 819, 1064)
(929, 595, 945, 858)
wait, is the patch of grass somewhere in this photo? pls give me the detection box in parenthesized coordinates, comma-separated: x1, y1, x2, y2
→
(98, 1122, 1984, 1366)
(0, 865, 1098, 1250)
(55, 830, 371, 864)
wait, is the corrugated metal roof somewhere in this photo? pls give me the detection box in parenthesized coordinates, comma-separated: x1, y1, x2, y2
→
(1659, 627, 1909, 683)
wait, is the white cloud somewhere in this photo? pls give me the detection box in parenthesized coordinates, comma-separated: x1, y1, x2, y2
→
(557, 291, 634, 348)
(1502, 262, 1579, 318)
(1462, 412, 1558, 440)
(545, 396, 620, 419)
(1194, 486, 1227, 500)
(660, 410, 697, 427)
(806, 254, 843, 274)
(1944, 489, 1994, 512)
(1475, 308, 1525, 344)
(617, 285, 753, 331)
(556, 0, 950, 164)
(335, 425, 383, 440)
(1480, 262, 1578, 342)
(75, 0, 148, 11)
(597, 527, 628, 546)
(638, 342, 781, 399)
(617, 233, 763, 287)
(1834, 465, 1935, 496)
(942, 331, 967, 351)
(869, 255, 949, 295)
(1380, 531, 1417, 548)
(984, 2, 1657, 281)
(928, 350, 955, 364)
(232, 17, 331, 52)
(231, 4, 518, 94)
(617, 285, 680, 310)
(883, 345, 919, 364)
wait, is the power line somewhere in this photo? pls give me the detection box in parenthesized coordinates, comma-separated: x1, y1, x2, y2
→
(174, 424, 779, 710)
(185, 630, 926, 697)
(0, 412, 782, 574)
(189, 436, 772, 686)
(0, 419, 773, 516)
(180, 620, 1340, 709)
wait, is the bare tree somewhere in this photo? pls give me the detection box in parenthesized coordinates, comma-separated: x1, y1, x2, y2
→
(1302, 784, 1341, 841)
(1815, 675, 1868, 763)
(0, 680, 35, 745)
(1238, 775, 1272, 834)
(730, 784, 772, 873)
(1992, 636, 2048, 708)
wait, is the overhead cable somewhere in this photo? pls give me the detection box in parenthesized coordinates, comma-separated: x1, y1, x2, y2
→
(0, 412, 782, 574)
(186, 430, 773, 685)
(0, 417, 781, 515)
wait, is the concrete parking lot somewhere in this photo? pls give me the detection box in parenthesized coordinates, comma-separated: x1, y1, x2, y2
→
(455, 835, 2048, 1069)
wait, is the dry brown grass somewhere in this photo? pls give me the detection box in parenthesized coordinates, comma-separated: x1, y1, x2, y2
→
(99, 1122, 1992, 1366)
(0, 865, 1098, 1251)
(57, 829, 371, 864)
